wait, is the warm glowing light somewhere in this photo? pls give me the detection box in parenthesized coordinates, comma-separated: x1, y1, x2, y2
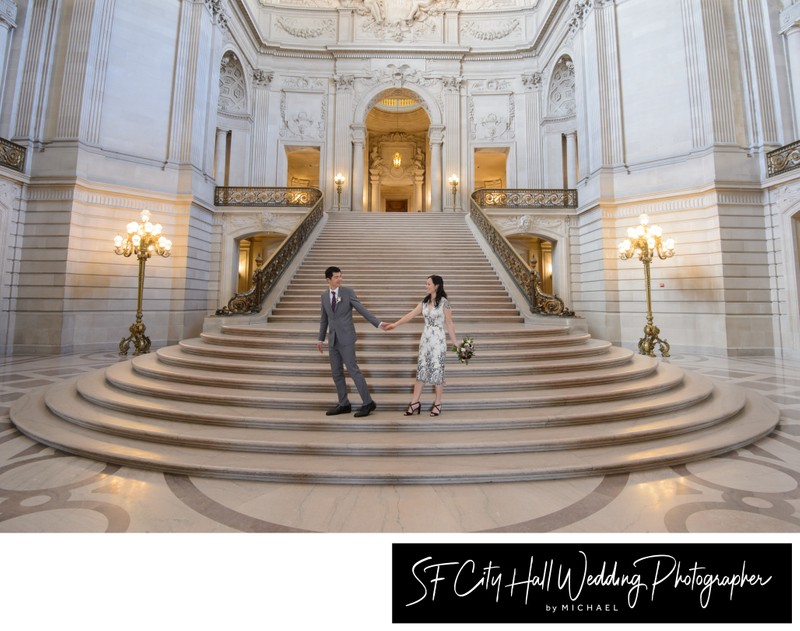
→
(449, 174, 459, 187)
(334, 173, 344, 186)
(393, 152, 402, 168)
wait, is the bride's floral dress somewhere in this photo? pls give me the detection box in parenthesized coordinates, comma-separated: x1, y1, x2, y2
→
(416, 298, 450, 385)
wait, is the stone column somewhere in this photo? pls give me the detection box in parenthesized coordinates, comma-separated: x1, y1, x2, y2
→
(413, 171, 424, 212)
(782, 3, 800, 138)
(565, 130, 578, 188)
(0, 1, 16, 107)
(351, 123, 366, 212)
(429, 125, 444, 212)
(442, 77, 461, 211)
(250, 70, 273, 185)
(333, 76, 355, 211)
(215, 128, 227, 184)
(370, 170, 381, 212)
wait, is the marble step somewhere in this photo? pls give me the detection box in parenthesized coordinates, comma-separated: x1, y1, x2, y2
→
(203, 331, 586, 351)
(126, 351, 659, 393)
(99, 356, 680, 410)
(71, 366, 714, 429)
(41, 376, 743, 456)
(174, 337, 616, 366)
(11, 383, 778, 484)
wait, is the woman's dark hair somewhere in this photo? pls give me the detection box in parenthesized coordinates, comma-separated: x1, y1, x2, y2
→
(423, 274, 447, 308)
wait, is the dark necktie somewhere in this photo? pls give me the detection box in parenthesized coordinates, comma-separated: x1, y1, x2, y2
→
(331, 291, 337, 312)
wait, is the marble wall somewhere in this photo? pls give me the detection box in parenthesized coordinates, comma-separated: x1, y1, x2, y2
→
(0, 0, 798, 357)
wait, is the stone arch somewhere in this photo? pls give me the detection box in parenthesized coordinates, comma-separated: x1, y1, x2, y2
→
(215, 49, 253, 186)
(547, 55, 576, 118)
(354, 83, 443, 127)
(218, 50, 248, 114)
(498, 214, 573, 308)
(351, 82, 445, 211)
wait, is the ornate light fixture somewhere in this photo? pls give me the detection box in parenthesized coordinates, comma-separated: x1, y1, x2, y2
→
(392, 151, 402, 168)
(114, 209, 172, 355)
(334, 172, 345, 211)
(618, 213, 675, 357)
(449, 174, 459, 212)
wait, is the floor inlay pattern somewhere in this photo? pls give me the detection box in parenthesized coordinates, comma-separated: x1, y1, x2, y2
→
(0, 351, 798, 533)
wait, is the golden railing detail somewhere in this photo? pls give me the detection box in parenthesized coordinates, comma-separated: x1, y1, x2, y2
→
(215, 186, 322, 207)
(766, 140, 800, 177)
(472, 188, 577, 209)
(215, 187, 324, 315)
(0, 137, 25, 173)
(470, 195, 575, 317)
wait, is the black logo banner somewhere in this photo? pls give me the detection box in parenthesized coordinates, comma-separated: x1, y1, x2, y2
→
(392, 543, 791, 624)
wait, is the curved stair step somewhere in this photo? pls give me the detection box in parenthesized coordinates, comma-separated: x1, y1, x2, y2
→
(41, 377, 745, 455)
(100, 357, 681, 409)
(11, 384, 779, 484)
(72, 368, 714, 430)
(127, 352, 659, 392)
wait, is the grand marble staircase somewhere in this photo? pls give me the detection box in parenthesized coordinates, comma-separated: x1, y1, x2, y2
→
(10, 212, 780, 483)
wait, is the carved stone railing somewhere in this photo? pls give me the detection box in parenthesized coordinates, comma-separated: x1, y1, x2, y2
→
(766, 140, 800, 177)
(215, 186, 323, 207)
(0, 137, 25, 173)
(469, 197, 575, 317)
(215, 187, 324, 315)
(472, 188, 578, 209)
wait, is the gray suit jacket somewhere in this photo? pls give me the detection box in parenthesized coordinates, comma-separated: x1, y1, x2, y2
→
(318, 286, 381, 347)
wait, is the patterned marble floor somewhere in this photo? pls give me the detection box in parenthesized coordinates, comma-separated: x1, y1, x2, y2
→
(1, 351, 799, 533)
(1, 351, 798, 629)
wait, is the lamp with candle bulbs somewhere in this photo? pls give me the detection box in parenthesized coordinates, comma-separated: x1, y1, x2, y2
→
(114, 209, 172, 355)
(618, 213, 675, 357)
(449, 174, 459, 212)
(334, 172, 345, 211)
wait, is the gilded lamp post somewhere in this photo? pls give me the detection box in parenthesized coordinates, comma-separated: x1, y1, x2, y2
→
(114, 209, 172, 356)
(334, 172, 345, 211)
(618, 213, 675, 357)
(449, 174, 459, 212)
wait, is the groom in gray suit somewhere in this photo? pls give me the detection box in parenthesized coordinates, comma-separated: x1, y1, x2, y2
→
(316, 266, 384, 417)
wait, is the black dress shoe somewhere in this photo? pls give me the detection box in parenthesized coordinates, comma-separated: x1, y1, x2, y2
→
(326, 404, 352, 416)
(353, 401, 377, 417)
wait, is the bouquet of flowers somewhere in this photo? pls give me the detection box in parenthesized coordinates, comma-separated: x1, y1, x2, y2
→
(454, 336, 475, 365)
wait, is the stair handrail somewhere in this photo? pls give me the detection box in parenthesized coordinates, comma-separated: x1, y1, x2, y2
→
(215, 187, 324, 315)
(470, 192, 575, 316)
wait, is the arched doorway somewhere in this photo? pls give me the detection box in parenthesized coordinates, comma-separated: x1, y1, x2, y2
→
(364, 89, 430, 212)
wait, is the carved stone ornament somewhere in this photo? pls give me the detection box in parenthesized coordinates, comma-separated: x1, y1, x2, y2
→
(548, 56, 576, 117)
(218, 53, 247, 114)
(348, 0, 458, 42)
(522, 72, 543, 90)
(275, 16, 336, 39)
(469, 95, 515, 140)
(280, 91, 326, 139)
(253, 69, 274, 87)
(335, 74, 355, 90)
(462, 18, 520, 41)
(205, 0, 229, 29)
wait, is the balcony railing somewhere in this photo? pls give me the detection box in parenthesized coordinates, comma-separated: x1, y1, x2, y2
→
(472, 188, 577, 209)
(766, 140, 800, 177)
(215, 186, 322, 207)
(0, 137, 25, 173)
(469, 197, 574, 317)
(215, 187, 324, 315)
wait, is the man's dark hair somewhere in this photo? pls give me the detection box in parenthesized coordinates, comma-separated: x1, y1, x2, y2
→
(325, 266, 341, 279)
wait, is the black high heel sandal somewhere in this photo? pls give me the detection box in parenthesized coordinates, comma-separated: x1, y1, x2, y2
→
(404, 401, 421, 416)
(430, 403, 441, 417)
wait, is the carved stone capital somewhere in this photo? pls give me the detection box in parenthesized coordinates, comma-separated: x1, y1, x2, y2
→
(253, 69, 273, 88)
